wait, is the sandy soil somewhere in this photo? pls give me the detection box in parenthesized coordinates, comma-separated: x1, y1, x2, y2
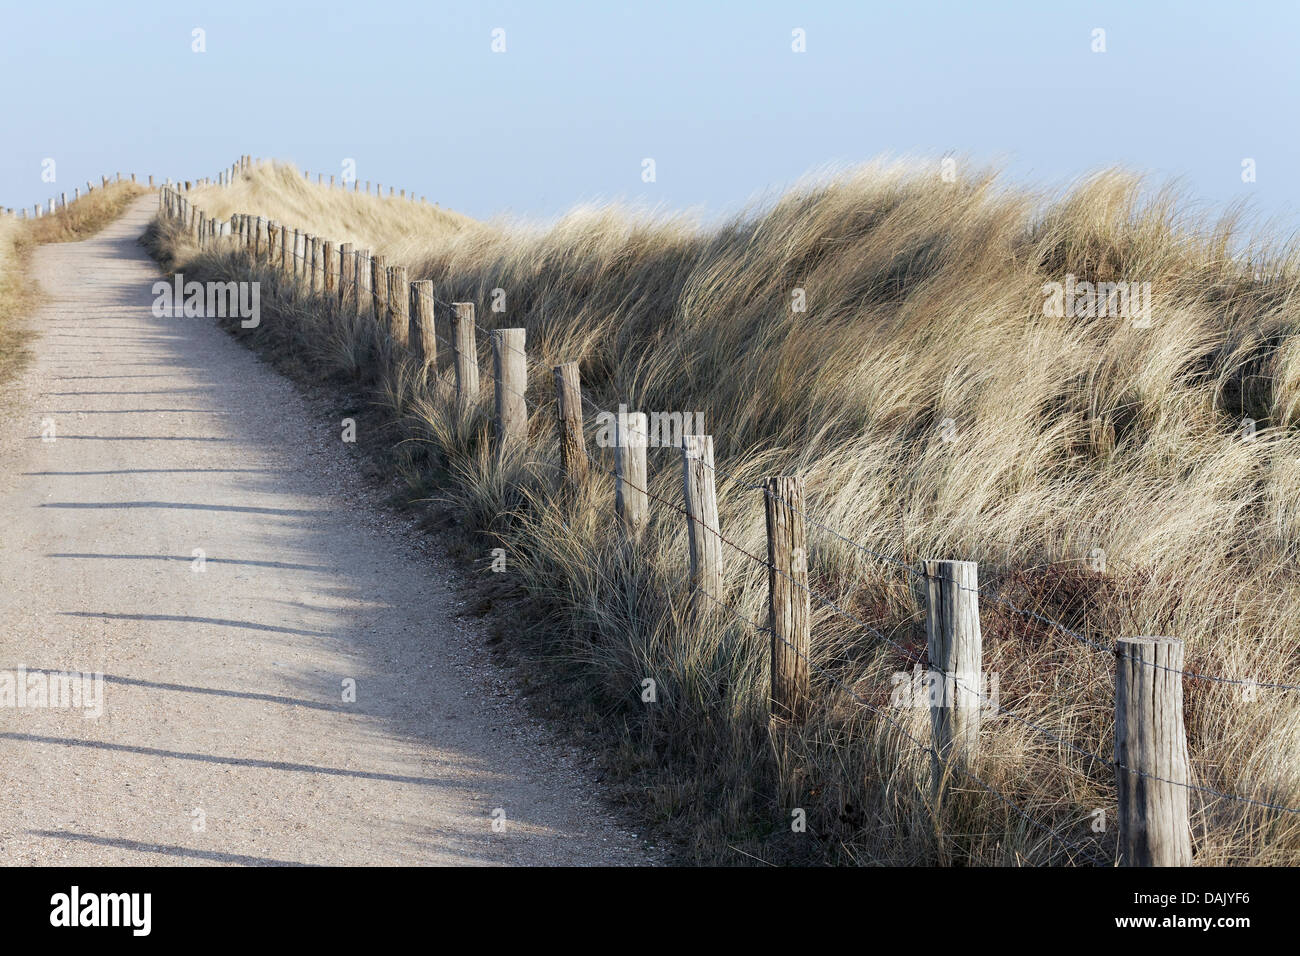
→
(0, 196, 655, 866)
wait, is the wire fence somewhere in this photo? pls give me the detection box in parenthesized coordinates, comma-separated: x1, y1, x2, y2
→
(159, 172, 1300, 865)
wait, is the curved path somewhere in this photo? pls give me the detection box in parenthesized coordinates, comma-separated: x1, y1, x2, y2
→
(0, 196, 650, 865)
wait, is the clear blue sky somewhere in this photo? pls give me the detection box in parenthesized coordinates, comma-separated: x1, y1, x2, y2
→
(3, 0, 1298, 230)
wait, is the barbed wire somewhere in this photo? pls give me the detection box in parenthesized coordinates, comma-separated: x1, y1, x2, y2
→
(165, 194, 1300, 699)
(161, 191, 1300, 852)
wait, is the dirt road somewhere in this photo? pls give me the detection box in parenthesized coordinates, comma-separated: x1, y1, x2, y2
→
(0, 196, 651, 866)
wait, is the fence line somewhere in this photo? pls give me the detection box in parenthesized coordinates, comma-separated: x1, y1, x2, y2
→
(5, 171, 166, 220)
(159, 176, 1300, 865)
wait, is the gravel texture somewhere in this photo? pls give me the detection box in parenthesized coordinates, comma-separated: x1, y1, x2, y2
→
(0, 196, 657, 866)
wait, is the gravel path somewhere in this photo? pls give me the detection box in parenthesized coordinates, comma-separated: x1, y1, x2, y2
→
(0, 196, 653, 866)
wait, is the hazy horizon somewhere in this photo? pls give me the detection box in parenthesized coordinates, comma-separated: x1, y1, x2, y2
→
(3, 0, 1297, 233)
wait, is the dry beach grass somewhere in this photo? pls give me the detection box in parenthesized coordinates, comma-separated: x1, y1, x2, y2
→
(155, 159, 1300, 865)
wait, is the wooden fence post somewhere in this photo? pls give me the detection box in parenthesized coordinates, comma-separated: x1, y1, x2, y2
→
(410, 280, 436, 364)
(355, 250, 372, 317)
(280, 225, 290, 273)
(197, 212, 206, 249)
(765, 476, 811, 722)
(291, 230, 301, 279)
(310, 237, 321, 292)
(323, 240, 337, 295)
(452, 303, 479, 416)
(924, 559, 983, 795)
(492, 329, 527, 458)
(682, 435, 723, 613)
(552, 362, 587, 484)
(266, 220, 278, 263)
(370, 255, 388, 326)
(388, 266, 409, 346)
(1115, 637, 1193, 866)
(614, 410, 649, 538)
(339, 243, 354, 306)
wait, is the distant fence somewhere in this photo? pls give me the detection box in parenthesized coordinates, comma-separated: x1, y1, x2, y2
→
(215, 154, 432, 205)
(3, 171, 164, 220)
(159, 165, 1300, 868)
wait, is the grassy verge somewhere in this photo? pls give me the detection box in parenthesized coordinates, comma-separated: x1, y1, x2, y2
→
(25, 181, 148, 244)
(150, 160, 1300, 865)
(0, 215, 37, 385)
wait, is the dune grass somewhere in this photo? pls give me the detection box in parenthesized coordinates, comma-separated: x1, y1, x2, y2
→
(24, 180, 148, 245)
(162, 159, 1300, 865)
(0, 214, 35, 386)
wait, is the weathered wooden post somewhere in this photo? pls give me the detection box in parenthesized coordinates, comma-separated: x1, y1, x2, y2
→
(492, 329, 527, 458)
(355, 250, 372, 317)
(765, 476, 811, 722)
(339, 243, 354, 306)
(682, 435, 723, 614)
(1115, 637, 1193, 866)
(452, 303, 479, 416)
(924, 559, 983, 796)
(267, 220, 278, 263)
(310, 237, 321, 292)
(280, 225, 290, 273)
(292, 229, 301, 279)
(388, 266, 409, 346)
(552, 362, 587, 484)
(370, 255, 388, 326)
(323, 240, 337, 295)
(614, 410, 649, 538)
(410, 280, 436, 364)
(197, 211, 207, 248)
